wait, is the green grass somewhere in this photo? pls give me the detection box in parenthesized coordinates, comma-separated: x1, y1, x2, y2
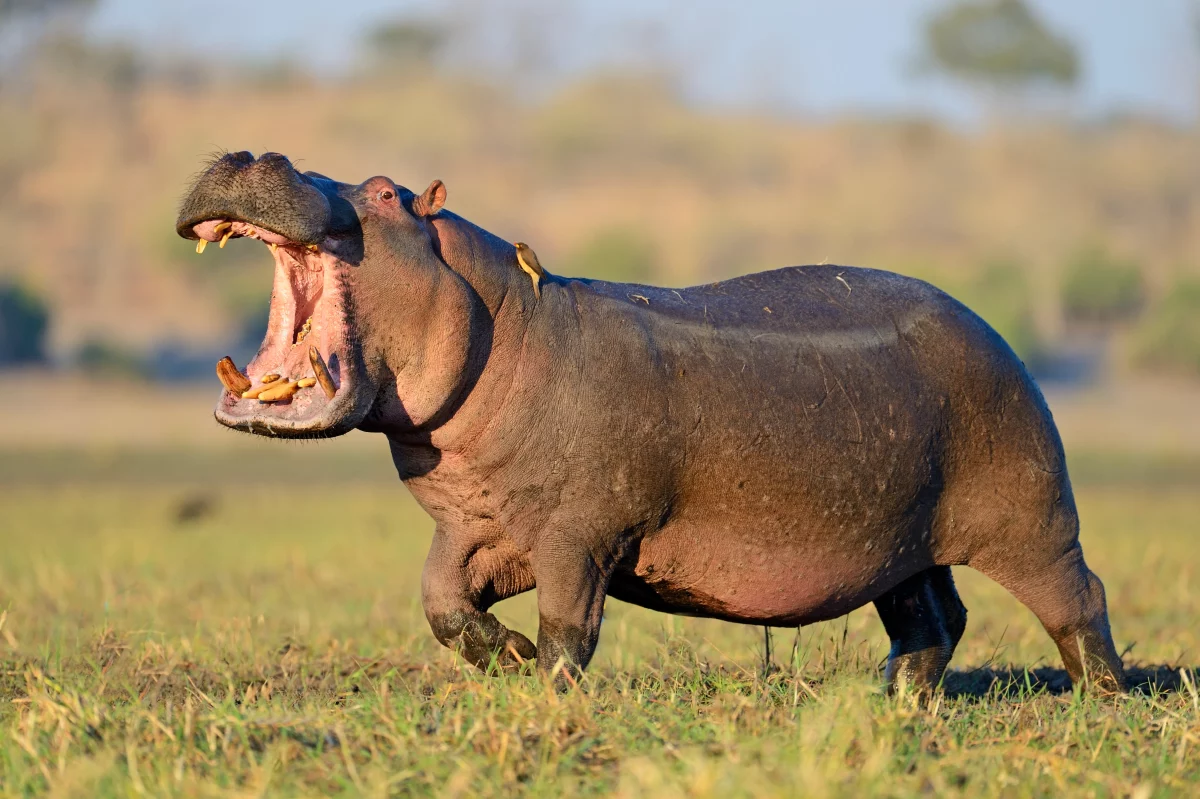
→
(1, 458, 1199, 796)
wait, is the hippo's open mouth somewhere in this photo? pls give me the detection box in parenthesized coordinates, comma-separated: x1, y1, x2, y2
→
(190, 217, 361, 437)
(176, 151, 385, 437)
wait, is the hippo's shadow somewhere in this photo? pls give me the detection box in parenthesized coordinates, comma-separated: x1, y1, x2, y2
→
(940, 664, 1200, 700)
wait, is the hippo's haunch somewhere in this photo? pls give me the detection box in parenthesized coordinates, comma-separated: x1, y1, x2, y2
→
(177, 152, 1125, 694)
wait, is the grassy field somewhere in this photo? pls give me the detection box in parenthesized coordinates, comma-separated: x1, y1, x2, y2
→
(1, 437, 1199, 797)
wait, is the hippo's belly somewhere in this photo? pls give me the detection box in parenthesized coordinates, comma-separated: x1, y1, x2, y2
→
(609, 515, 934, 626)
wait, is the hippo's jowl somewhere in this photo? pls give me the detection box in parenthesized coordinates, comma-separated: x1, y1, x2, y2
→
(177, 152, 1124, 693)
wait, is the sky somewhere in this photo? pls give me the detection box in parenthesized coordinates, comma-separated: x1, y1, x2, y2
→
(85, 0, 1200, 123)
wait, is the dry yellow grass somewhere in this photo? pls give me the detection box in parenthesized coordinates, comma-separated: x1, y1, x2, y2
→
(0, 372, 1198, 796)
(0, 477, 1197, 797)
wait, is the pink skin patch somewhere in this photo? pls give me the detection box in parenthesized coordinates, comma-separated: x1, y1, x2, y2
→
(196, 219, 352, 425)
(194, 219, 292, 246)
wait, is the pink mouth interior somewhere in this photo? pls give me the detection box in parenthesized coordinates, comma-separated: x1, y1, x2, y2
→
(194, 219, 350, 423)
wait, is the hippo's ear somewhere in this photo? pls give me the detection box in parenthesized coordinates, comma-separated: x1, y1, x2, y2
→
(413, 179, 446, 217)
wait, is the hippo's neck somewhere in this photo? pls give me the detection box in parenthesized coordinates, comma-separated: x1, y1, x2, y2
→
(429, 211, 527, 314)
(379, 211, 549, 481)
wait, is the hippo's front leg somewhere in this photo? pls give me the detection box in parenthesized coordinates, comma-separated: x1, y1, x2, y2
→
(532, 538, 612, 685)
(421, 527, 537, 671)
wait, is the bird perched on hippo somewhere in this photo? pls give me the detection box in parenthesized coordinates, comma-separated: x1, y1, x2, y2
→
(177, 151, 1125, 694)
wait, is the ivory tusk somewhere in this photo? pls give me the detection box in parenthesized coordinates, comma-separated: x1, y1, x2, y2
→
(308, 346, 337, 400)
(216, 356, 251, 394)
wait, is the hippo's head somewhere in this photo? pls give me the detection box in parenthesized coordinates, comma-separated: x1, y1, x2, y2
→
(177, 151, 464, 439)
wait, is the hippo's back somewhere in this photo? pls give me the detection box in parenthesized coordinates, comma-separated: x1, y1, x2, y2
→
(572, 265, 952, 340)
(565, 264, 1035, 479)
(566, 264, 1008, 434)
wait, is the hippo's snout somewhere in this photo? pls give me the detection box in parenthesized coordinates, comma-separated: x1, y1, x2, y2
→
(175, 151, 354, 245)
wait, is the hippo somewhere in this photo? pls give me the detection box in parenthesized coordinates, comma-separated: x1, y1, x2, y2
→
(177, 151, 1125, 694)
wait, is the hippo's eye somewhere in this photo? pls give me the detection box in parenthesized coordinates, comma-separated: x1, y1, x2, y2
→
(378, 189, 394, 201)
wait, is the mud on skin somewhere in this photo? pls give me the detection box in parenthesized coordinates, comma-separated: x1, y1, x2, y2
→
(178, 151, 1125, 693)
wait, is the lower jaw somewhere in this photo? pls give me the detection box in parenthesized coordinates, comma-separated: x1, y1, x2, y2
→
(213, 350, 373, 439)
(213, 407, 361, 438)
(214, 388, 367, 438)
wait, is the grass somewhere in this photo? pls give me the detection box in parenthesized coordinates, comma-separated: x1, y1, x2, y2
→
(1, 454, 1199, 796)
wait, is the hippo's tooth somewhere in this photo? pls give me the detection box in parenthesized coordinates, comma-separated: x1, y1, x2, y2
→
(269, 243, 278, 254)
(215, 356, 251, 394)
(213, 221, 232, 235)
(257, 381, 299, 403)
(241, 380, 288, 399)
(219, 231, 233, 248)
(261, 373, 281, 384)
(296, 377, 316, 388)
(309, 346, 337, 399)
(195, 239, 207, 254)
(307, 244, 318, 252)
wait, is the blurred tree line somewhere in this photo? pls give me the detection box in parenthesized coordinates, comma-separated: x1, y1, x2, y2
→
(0, 0, 1198, 381)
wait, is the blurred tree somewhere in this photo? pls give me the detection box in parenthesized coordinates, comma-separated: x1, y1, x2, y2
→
(1132, 279, 1200, 378)
(1060, 247, 1144, 325)
(0, 0, 93, 23)
(75, 338, 147, 379)
(157, 228, 269, 331)
(0, 0, 96, 74)
(919, 0, 1079, 103)
(34, 33, 141, 92)
(0, 281, 49, 366)
(28, 31, 145, 160)
(563, 228, 658, 284)
(366, 18, 448, 70)
(949, 261, 1042, 365)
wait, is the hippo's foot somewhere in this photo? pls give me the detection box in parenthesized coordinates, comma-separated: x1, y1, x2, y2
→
(430, 611, 537, 674)
(874, 566, 967, 697)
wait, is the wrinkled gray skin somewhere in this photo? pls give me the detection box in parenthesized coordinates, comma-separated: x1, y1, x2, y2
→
(178, 152, 1125, 694)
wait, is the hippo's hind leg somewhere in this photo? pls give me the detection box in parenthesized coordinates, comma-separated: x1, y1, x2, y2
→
(974, 541, 1124, 693)
(874, 566, 967, 695)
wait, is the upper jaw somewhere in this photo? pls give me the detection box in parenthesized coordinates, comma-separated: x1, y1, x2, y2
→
(175, 151, 359, 246)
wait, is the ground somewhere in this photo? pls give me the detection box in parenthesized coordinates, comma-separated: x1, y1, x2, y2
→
(1, 377, 1199, 797)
